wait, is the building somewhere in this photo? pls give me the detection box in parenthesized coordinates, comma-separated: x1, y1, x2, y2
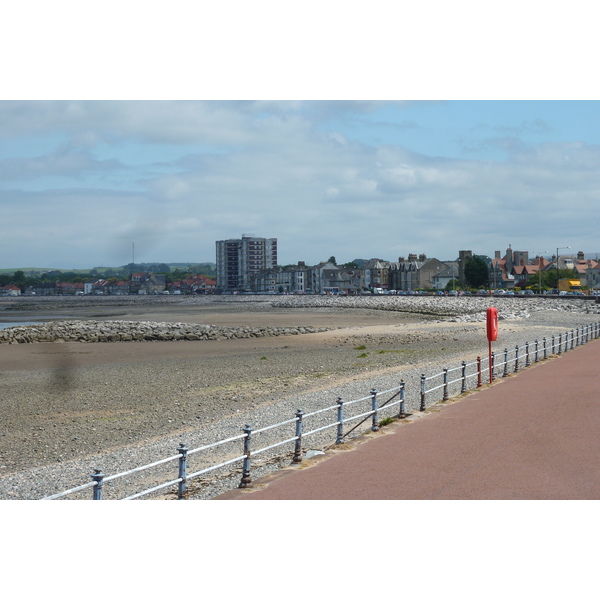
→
(490, 248, 557, 289)
(431, 262, 459, 290)
(216, 234, 278, 291)
(388, 254, 450, 291)
(252, 262, 307, 293)
(0, 285, 21, 296)
(130, 273, 166, 294)
(361, 260, 392, 290)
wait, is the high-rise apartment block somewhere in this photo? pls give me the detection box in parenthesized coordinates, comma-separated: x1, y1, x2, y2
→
(216, 234, 278, 291)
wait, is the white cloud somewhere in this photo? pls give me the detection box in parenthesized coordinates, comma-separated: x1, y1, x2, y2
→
(1, 101, 600, 269)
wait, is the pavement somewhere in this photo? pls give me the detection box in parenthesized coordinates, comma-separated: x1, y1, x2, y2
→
(217, 338, 600, 500)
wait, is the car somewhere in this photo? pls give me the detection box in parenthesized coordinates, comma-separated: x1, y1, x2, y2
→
(521, 289, 534, 295)
(493, 290, 506, 295)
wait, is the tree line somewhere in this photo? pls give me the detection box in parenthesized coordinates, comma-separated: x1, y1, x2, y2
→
(1, 263, 216, 291)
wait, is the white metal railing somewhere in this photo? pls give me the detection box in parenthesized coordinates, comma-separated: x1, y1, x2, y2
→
(40, 322, 599, 500)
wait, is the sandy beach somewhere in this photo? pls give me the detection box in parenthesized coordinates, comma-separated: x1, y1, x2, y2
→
(1, 294, 598, 496)
(0, 296, 433, 476)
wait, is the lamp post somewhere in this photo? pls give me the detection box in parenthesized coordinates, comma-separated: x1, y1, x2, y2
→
(556, 246, 570, 292)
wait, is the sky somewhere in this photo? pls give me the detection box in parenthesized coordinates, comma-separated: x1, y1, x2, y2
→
(2, 3, 599, 271)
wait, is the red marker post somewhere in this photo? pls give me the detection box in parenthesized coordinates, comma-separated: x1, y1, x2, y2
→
(486, 307, 498, 383)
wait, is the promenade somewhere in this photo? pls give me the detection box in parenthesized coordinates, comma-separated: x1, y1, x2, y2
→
(219, 338, 600, 500)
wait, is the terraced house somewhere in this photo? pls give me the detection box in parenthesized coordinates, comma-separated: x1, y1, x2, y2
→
(388, 254, 450, 291)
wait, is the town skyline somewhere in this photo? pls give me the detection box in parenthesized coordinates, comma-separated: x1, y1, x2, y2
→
(3, 242, 600, 274)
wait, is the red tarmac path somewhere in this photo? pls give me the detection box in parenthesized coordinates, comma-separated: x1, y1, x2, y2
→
(218, 339, 600, 500)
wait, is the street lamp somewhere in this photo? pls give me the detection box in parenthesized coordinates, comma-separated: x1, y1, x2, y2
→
(556, 246, 570, 292)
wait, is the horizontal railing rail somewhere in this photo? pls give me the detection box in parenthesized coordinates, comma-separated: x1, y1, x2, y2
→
(40, 322, 599, 501)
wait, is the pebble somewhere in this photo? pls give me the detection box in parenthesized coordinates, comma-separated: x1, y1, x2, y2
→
(0, 295, 598, 500)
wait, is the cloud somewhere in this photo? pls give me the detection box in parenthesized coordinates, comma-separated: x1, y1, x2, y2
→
(0, 146, 124, 182)
(1, 101, 599, 269)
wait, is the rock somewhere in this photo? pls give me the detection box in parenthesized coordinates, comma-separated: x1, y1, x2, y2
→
(0, 319, 333, 345)
(304, 450, 325, 459)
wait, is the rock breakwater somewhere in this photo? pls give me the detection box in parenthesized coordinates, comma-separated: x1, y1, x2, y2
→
(0, 320, 332, 344)
(271, 294, 600, 321)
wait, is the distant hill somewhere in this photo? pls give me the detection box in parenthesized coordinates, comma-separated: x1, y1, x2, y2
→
(1, 263, 216, 276)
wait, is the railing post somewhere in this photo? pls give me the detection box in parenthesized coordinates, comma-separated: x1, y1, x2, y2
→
(535, 339, 539, 363)
(336, 398, 344, 444)
(551, 334, 556, 355)
(91, 469, 104, 500)
(557, 333, 562, 355)
(543, 337, 547, 360)
(571, 329, 575, 350)
(239, 425, 252, 488)
(443, 369, 449, 401)
(420, 374, 426, 411)
(503, 348, 508, 377)
(514, 345, 519, 373)
(293, 409, 303, 463)
(477, 357, 482, 388)
(525, 342, 530, 367)
(399, 380, 406, 418)
(371, 389, 379, 431)
(177, 443, 188, 499)
(461, 361, 466, 393)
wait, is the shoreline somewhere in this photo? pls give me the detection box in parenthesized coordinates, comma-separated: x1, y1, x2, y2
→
(1, 295, 599, 499)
